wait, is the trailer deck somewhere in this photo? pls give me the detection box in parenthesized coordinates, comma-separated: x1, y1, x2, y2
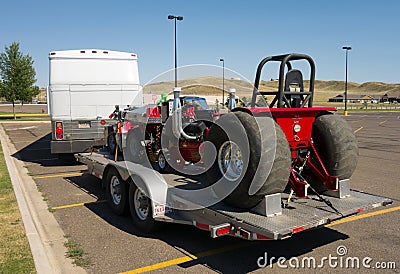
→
(204, 190, 390, 239)
(76, 151, 392, 240)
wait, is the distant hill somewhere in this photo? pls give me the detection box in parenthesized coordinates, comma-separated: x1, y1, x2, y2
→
(143, 76, 400, 103)
(143, 76, 255, 96)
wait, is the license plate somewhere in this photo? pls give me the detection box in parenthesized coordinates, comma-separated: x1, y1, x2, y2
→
(78, 121, 91, 129)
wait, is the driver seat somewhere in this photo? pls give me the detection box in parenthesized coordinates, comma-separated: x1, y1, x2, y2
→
(284, 69, 304, 108)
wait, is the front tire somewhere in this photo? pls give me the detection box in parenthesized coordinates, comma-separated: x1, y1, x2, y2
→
(124, 129, 146, 163)
(107, 132, 117, 155)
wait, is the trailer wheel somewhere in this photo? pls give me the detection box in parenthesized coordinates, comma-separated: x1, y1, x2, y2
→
(312, 114, 358, 179)
(129, 183, 158, 232)
(105, 168, 128, 215)
(124, 129, 146, 163)
(205, 112, 291, 209)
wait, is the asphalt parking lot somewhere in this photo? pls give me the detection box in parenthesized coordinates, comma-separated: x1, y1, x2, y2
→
(2, 112, 399, 273)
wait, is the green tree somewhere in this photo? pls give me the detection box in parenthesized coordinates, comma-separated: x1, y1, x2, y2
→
(0, 42, 37, 119)
(20, 85, 40, 112)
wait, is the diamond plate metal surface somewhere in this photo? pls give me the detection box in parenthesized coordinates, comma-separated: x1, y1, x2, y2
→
(211, 191, 390, 234)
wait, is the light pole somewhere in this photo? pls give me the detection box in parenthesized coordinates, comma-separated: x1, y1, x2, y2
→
(168, 15, 183, 87)
(219, 58, 224, 108)
(342, 46, 352, 116)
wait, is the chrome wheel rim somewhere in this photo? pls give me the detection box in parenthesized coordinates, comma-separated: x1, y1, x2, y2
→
(218, 141, 244, 181)
(110, 175, 121, 205)
(158, 152, 166, 169)
(134, 188, 149, 221)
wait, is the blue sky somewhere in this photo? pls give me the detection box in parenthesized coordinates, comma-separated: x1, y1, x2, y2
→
(1, 0, 399, 87)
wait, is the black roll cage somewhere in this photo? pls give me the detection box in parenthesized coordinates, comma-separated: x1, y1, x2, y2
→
(250, 53, 315, 108)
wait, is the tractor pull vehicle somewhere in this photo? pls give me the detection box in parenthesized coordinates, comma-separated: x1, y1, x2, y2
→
(105, 95, 219, 172)
(76, 53, 392, 240)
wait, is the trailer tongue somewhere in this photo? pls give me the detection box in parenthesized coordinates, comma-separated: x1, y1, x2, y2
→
(76, 151, 392, 240)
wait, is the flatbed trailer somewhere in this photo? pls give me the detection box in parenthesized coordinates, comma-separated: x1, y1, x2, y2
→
(76, 151, 392, 240)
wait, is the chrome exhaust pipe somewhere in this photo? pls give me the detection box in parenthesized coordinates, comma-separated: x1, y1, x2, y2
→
(172, 87, 196, 140)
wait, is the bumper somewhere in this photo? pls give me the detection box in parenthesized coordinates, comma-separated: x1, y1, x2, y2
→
(51, 139, 105, 154)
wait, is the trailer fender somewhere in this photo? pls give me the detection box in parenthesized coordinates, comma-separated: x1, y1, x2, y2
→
(103, 161, 169, 218)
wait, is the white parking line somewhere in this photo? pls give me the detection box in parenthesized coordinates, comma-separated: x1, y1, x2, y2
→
(379, 120, 387, 125)
(354, 127, 363, 133)
(7, 126, 38, 131)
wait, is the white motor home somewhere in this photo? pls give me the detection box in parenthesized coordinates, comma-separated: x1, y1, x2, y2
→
(48, 49, 142, 154)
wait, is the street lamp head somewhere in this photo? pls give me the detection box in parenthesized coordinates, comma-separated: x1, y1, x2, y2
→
(342, 46, 352, 50)
(168, 15, 183, 20)
(219, 58, 224, 62)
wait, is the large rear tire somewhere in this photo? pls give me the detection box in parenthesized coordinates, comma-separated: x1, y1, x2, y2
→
(312, 114, 358, 179)
(205, 112, 291, 209)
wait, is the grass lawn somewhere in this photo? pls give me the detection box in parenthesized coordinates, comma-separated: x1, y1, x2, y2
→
(0, 112, 49, 122)
(0, 145, 35, 273)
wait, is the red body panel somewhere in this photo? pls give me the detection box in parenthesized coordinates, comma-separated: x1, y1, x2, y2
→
(271, 108, 335, 157)
(146, 106, 161, 118)
(244, 106, 338, 197)
(245, 107, 336, 157)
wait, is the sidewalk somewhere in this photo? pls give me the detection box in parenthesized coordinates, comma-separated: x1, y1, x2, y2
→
(0, 123, 86, 274)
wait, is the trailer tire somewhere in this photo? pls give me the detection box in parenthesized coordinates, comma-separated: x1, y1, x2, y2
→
(124, 129, 146, 163)
(129, 183, 158, 233)
(205, 112, 291, 209)
(312, 114, 358, 179)
(105, 168, 128, 215)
